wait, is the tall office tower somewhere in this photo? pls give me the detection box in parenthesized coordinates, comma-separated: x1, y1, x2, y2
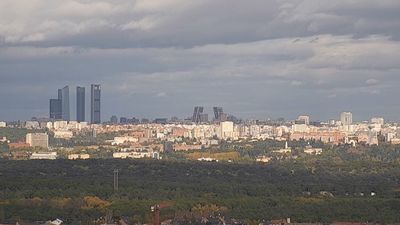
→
(91, 84, 101, 124)
(199, 113, 208, 123)
(340, 112, 353, 126)
(213, 107, 223, 121)
(192, 106, 204, 123)
(76, 86, 85, 122)
(59, 86, 70, 121)
(110, 115, 118, 124)
(49, 99, 62, 120)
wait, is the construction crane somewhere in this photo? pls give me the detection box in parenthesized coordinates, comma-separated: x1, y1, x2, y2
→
(151, 202, 173, 225)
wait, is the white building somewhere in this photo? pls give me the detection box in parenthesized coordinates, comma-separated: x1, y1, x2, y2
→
(113, 151, 151, 159)
(219, 121, 234, 140)
(304, 146, 323, 155)
(0, 121, 6, 128)
(54, 130, 74, 139)
(25, 121, 40, 129)
(340, 112, 353, 126)
(112, 136, 139, 145)
(292, 124, 310, 133)
(53, 121, 68, 130)
(26, 133, 49, 149)
(30, 152, 57, 160)
(371, 117, 384, 125)
(297, 115, 310, 125)
(68, 154, 90, 160)
(256, 156, 272, 163)
(45, 219, 63, 225)
(197, 157, 218, 162)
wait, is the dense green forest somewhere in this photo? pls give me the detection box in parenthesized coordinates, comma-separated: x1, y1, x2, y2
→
(1, 159, 400, 224)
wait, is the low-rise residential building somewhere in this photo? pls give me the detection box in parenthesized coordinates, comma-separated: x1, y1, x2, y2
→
(30, 152, 57, 160)
(256, 156, 272, 163)
(113, 151, 152, 159)
(304, 146, 323, 155)
(173, 143, 202, 151)
(112, 136, 139, 145)
(54, 130, 74, 139)
(197, 157, 218, 162)
(290, 131, 345, 145)
(68, 154, 90, 160)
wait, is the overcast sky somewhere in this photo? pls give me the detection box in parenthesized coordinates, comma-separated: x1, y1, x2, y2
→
(1, 0, 400, 122)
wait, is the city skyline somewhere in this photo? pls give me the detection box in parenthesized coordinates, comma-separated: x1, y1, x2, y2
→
(2, 1, 400, 223)
(1, 1, 400, 121)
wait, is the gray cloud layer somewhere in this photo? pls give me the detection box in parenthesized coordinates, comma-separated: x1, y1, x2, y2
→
(1, 0, 400, 121)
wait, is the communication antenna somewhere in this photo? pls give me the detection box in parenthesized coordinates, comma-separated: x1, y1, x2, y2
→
(113, 169, 119, 192)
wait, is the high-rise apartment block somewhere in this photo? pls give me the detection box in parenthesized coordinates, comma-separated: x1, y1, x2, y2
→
(297, 115, 310, 125)
(219, 121, 234, 140)
(340, 112, 353, 126)
(91, 84, 101, 124)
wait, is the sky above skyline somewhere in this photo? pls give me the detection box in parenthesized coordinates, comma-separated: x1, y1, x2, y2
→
(1, 0, 400, 122)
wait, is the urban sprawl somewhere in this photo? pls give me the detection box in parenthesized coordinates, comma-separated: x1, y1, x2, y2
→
(0, 85, 394, 161)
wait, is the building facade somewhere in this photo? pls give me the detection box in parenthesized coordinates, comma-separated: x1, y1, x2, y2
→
(76, 86, 85, 122)
(91, 84, 101, 124)
(59, 86, 70, 121)
(26, 133, 49, 149)
(192, 106, 204, 123)
(49, 99, 62, 120)
(341, 112, 353, 126)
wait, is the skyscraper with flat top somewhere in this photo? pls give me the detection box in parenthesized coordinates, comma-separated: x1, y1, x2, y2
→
(49, 99, 62, 120)
(76, 86, 85, 122)
(340, 112, 353, 126)
(59, 86, 70, 121)
(91, 84, 101, 124)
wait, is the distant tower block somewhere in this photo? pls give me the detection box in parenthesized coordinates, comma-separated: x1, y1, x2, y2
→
(76, 86, 85, 122)
(91, 84, 101, 124)
(192, 106, 204, 123)
(213, 106, 223, 121)
(113, 169, 119, 192)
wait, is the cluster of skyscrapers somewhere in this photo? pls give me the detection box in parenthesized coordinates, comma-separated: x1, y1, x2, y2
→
(49, 84, 101, 124)
(192, 106, 228, 123)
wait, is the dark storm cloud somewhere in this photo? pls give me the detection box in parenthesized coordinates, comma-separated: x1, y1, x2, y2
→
(1, 0, 400, 121)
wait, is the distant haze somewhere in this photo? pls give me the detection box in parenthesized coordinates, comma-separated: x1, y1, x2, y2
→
(1, 0, 400, 121)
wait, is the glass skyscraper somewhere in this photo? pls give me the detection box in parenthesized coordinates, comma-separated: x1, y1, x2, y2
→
(49, 99, 62, 120)
(91, 84, 101, 124)
(76, 86, 85, 122)
(58, 86, 70, 121)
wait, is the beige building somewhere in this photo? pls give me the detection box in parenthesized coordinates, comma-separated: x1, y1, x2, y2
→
(26, 133, 49, 149)
(340, 112, 353, 126)
(297, 115, 310, 125)
(219, 121, 234, 140)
